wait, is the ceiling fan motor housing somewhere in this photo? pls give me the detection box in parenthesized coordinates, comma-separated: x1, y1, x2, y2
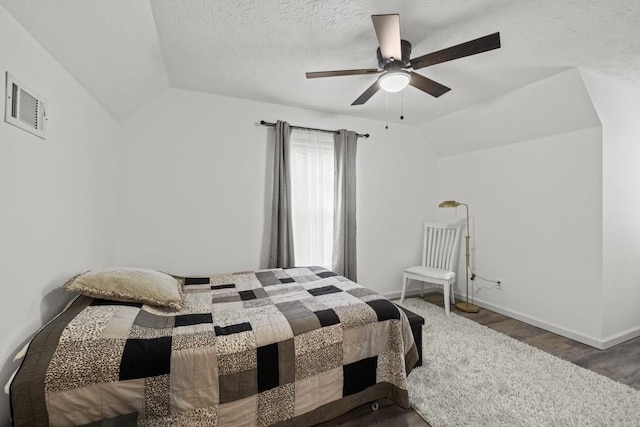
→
(377, 39, 412, 69)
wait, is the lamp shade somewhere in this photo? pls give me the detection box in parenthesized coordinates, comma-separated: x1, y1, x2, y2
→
(378, 70, 410, 92)
(439, 200, 461, 208)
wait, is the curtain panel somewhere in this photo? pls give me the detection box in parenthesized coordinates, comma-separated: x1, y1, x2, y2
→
(268, 120, 295, 268)
(332, 130, 358, 281)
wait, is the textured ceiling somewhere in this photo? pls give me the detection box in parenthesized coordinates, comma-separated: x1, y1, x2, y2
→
(1, 0, 639, 125)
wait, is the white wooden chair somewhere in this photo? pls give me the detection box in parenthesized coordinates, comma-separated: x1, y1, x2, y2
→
(401, 221, 463, 315)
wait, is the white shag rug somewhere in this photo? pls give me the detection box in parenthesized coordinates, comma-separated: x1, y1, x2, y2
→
(397, 298, 640, 427)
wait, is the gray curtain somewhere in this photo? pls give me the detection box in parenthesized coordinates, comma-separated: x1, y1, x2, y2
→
(268, 120, 295, 268)
(332, 130, 358, 281)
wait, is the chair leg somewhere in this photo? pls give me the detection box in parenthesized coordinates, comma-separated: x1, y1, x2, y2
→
(443, 284, 450, 315)
(400, 274, 408, 303)
(450, 283, 456, 305)
(420, 282, 425, 297)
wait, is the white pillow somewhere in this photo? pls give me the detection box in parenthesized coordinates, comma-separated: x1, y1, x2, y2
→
(64, 268, 183, 310)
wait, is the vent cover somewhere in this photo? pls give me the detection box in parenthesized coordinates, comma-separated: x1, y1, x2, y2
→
(5, 72, 47, 139)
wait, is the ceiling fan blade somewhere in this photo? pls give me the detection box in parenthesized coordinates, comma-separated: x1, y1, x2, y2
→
(351, 80, 381, 105)
(306, 69, 380, 79)
(371, 14, 402, 60)
(411, 32, 501, 70)
(409, 72, 451, 98)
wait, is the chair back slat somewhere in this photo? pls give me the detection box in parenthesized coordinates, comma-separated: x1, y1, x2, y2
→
(432, 229, 441, 267)
(421, 221, 463, 271)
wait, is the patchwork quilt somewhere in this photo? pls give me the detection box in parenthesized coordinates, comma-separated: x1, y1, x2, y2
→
(11, 267, 418, 426)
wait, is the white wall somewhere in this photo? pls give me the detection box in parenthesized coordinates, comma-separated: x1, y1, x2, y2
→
(118, 88, 438, 295)
(0, 6, 119, 425)
(581, 71, 640, 343)
(437, 128, 603, 341)
(422, 70, 607, 345)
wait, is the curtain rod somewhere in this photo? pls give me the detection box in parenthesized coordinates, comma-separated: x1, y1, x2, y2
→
(260, 120, 369, 138)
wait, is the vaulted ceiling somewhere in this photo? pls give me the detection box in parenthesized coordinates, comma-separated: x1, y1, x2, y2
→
(1, 0, 639, 125)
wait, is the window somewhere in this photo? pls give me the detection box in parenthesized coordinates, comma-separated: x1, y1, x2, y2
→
(290, 129, 335, 269)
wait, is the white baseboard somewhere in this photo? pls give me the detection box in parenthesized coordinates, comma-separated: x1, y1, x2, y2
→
(387, 287, 640, 350)
(460, 293, 606, 349)
(459, 293, 640, 350)
(601, 325, 640, 349)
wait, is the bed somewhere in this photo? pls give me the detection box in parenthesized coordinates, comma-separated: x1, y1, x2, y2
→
(10, 266, 419, 426)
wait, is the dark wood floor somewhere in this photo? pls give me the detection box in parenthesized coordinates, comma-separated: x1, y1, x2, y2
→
(316, 293, 640, 427)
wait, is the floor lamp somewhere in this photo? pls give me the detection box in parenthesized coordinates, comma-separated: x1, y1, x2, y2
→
(439, 200, 480, 313)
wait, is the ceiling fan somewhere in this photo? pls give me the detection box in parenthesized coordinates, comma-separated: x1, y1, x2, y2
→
(305, 14, 501, 106)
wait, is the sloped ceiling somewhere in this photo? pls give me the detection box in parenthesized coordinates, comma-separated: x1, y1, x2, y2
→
(1, 0, 639, 125)
(423, 69, 603, 157)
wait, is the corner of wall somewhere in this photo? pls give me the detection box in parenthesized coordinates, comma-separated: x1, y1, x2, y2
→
(581, 69, 640, 339)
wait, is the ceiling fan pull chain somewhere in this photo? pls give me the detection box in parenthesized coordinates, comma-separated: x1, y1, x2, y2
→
(400, 90, 404, 120)
(385, 91, 389, 129)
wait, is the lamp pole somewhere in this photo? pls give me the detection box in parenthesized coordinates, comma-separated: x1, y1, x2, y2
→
(438, 200, 479, 313)
(456, 203, 479, 313)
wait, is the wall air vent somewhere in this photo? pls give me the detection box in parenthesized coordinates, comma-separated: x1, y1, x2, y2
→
(4, 72, 47, 139)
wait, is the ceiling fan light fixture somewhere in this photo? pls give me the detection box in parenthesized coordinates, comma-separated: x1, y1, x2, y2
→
(378, 70, 410, 92)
